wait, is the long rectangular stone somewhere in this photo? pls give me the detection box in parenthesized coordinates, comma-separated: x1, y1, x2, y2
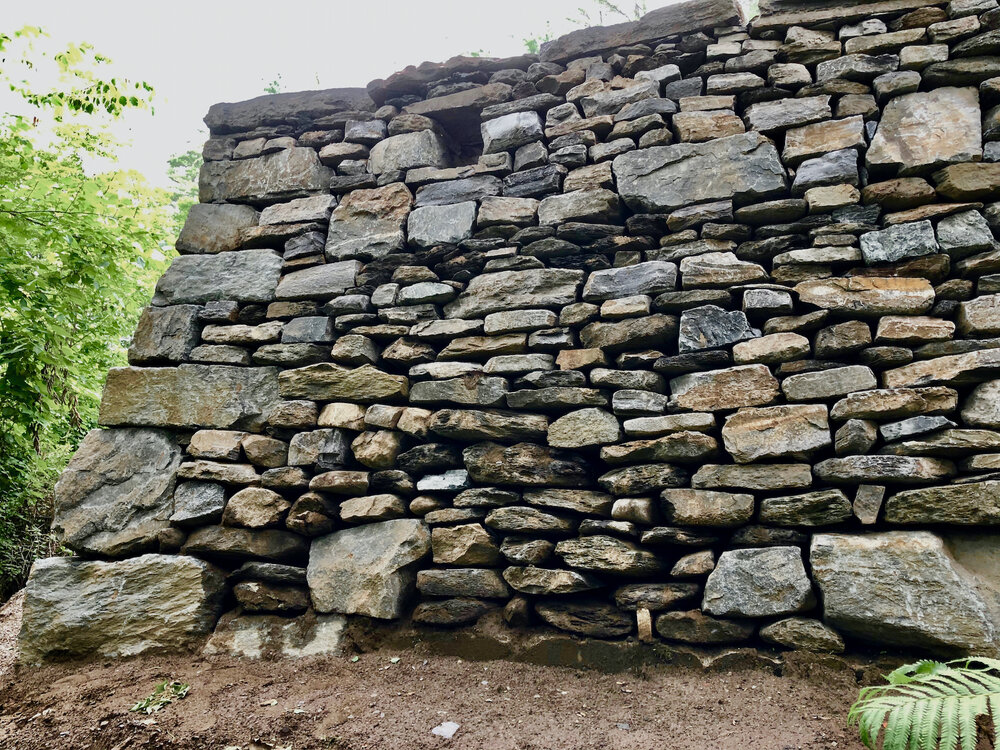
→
(99, 365, 280, 431)
(613, 132, 787, 212)
(444, 269, 584, 318)
(152, 250, 283, 305)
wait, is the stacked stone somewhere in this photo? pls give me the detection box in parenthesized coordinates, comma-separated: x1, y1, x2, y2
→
(22, 0, 1000, 662)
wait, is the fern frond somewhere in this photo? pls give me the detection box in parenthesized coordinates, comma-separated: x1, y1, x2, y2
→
(848, 659, 999, 750)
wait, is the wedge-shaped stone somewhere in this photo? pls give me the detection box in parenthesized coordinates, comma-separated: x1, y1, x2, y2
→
(308, 519, 430, 619)
(582, 261, 677, 301)
(444, 269, 584, 318)
(722, 405, 831, 463)
(867, 87, 983, 175)
(503, 566, 602, 595)
(612, 132, 787, 212)
(410, 375, 508, 407)
(600, 432, 718, 464)
(759, 617, 845, 653)
(831, 387, 958, 420)
(429, 409, 548, 442)
(368, 131, 448, 173)
(199, 147, 332, 204)
(703, 547, 814, 618)
(783, 116, 865, 165)
(182, 525, 307, 562)
(548, 409, 620, 448)
(885, 481, 1000, 524)
(464, 442, 589, 487)
(52, 428, 180, 558)
(678, 306, 757, 353)
(614, 582, 699, 611)
(692, 463, 812, 491)
(679, 252, 768, 288)
(535, 600, 633, 637)
(152, 249, 283, 305)
(744, 96, 831, 133)
(669, 365, 780, 411)
(524, 489, 614, 516)
(325, 183, 412, 261)
(660, 489, 753, 527)
(19, 555, 224, 663)
(811, 531, 997, 651)
(860, 220, 938, 265)
(100, 365, 280, 431)
(814, 455, 955, 484)
(555, 535, 664, 576)
(579, 314, 677, 353)
(655, 609, 754, 644)
(883, 349, 1000, 388)
(485, 506, 575, 534)
(275, 260, 360, 300)
(176, 203, 259, 254)
(597, 464, 688, 495)
(794, 277, 935, 317)
(278, 363, 408, 402)
(759, 489, 853, 527)
(958, 294, 1000, 337)
(782, 366, 877, 401)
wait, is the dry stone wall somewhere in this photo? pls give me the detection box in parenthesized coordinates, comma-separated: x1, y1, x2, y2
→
(19, 0, 1000, 662)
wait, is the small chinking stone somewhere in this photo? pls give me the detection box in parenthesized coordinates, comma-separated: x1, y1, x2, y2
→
(25, 8, 1000, 663)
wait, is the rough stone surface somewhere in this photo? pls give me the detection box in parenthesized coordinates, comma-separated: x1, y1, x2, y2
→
(52, 428, 181, 557)
(308, 519, 430, 619)
(613, 132, 787, 212)
(20, 554, 224, 663)
(100, 366, 280, 431)
(867, 87, 983, 175)
(702, 547, 814, 618)
(811, 532, 997, 651)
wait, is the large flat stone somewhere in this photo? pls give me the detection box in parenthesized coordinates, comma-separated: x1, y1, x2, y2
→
(669, 365, 781, 411)
(867, 87, 982, 175)
(703, 547, 814, 618)
(885, 481, 1000, 524)
(368, 131, 449, 174)
(325, 183, 412, 261)
(52, 428, 180, 558)
(278, 363, 408, 402)
(152, 250, 283, 305)
(128, 305, 201, 364)
(811, 531, 997, 652)
(176, 203, 259, 254)
(308, 519, 429, 619)
(883, 349, 1000, 388)
(613, 132, 787, 212)
(444, 269, 584, 318)
(794, 277, 935, 317)
(275, 261, 360, 300)
(19, 554, 224, 663)
(199, 147, 333, 204)
(464, 442, 589, 488)
(100, 365, 280, 431)
(722, 405, 831, 463)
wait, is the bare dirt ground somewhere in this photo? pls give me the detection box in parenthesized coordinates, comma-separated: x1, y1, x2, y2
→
(0, 593, 869, 750)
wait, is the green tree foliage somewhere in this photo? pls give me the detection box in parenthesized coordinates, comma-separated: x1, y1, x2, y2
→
(167, 148, 202, 235)
(849, 659, 999, 750)
(0, 27, 175, 597)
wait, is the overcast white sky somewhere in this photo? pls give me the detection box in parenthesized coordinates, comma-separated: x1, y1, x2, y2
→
(7, 0, 681, 187)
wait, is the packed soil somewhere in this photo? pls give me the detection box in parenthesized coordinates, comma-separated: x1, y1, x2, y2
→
(0, 592, 871, 750)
